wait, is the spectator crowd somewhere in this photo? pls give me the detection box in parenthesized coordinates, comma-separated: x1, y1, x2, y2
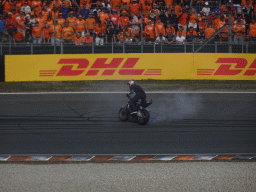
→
(0, 0, 255, 45)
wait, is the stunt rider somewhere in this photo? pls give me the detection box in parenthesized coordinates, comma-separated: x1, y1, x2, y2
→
(126, 80, 146, 112)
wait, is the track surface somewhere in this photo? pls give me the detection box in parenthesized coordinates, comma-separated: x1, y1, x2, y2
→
(0, 93, 256, 154)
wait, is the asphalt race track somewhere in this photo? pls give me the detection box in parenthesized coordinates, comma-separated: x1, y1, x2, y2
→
(0, 93, 256, 155)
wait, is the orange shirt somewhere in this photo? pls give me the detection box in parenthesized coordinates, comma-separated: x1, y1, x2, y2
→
(233, 24, 245, 37)
(152, 9, 159, 15)
(142, 5, 152, 17)
(166, 26, 175, 35)
(76, 19, 86, 32)
(205, 27, 215, 39)
(42, 11, 50, 20)
(165, 0, 173, 6)
(189, 14, 197, 24)
(111, 0, 121, 11)
(57, 18, 65, 26)
(241, 0, 253, 6)
(46, 20, 53, 25)
(62, 26, 74, 40)
(175, 5, 182, 14)
(186, 31, 197, 36)
(84, 36, 93, 45)
(199, 21, 207, 29)
(4, 1, 11, 14)
(16, 16, 26, 30)
(75, 36, 84, 45)
(119, 16, 129, 28)
(32, 26, 42, 37)
(122, 0, 130, 5)
(139, 18, 149, 24)
(178, 12, 188, 25)
(213, 18, 220, 30)
(123, 27, 133, 38)
(36, 17, 46, 28)
(16, 2, 22, 12)
(220, 5, 226, 13)
(117, 32, 125, 42)
(249, 23, 256, 37)
(12, 13, 19, 21)
(177, 30, 186, 37)
(94, 25, 105, 37)
(155, 22, 165, 35)
(217, 21, 225, 30)
(220, 26, 229, 38)
(63, 0, 70, 7)
(144, 24, 155, 38)
(13, 30, 24, 41)
(43, 28, 50, 38)
(85, 18, 96, 30)
(50, 24, 62, 38)
(109, 14, 120, 25)
(98, 12, 109, 21)
(129, 3, 140, 15)
(31, 0, 42, 15)
(67, 16, 77, 29)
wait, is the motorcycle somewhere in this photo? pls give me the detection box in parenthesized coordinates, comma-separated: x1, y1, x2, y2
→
(119, 94, 152, 125)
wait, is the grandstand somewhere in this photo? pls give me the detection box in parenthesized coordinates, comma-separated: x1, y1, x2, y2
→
(0, 0, 255, 54)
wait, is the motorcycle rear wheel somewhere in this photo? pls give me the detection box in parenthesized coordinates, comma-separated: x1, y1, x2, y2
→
(137, 109, 150, 125)
(119, 107, 129, 121)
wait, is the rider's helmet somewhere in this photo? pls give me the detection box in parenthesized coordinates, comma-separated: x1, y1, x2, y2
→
(127, 80, 135, 86)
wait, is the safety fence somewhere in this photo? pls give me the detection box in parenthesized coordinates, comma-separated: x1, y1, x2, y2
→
(1, 41, 256, 55)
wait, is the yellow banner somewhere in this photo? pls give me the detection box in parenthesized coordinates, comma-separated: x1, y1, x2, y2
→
(5, 53, 194, 81)
(5, 53, 256, 82)
(194, 53, 256, 80)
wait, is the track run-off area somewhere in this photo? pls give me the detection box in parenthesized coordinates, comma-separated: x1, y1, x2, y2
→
(0, 92, 255, 155)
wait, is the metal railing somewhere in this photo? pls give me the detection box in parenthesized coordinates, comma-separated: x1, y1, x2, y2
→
(1, 41, 255, 55)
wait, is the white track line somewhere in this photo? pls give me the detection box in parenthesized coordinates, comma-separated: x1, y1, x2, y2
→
(0, 91, 256, 95)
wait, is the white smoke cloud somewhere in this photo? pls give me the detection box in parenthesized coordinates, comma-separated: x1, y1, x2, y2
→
(149, 93, 203, 122)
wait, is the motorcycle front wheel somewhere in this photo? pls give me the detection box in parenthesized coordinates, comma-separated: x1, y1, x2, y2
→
(119, 107, 129, 121)
(137, 109, 150, 125)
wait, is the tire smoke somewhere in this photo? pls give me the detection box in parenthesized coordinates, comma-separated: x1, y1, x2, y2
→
(150, 93, 203, 122)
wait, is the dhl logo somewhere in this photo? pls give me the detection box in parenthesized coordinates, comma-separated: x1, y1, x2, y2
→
(39, 58, 161, 77)
(197, 58, 256, 76)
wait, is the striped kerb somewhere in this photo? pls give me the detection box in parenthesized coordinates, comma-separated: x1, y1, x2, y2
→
(8, 156, 31, 161)
(132, 156, 157, 161)
(49, 156, 73, 161)
(91, 156, 115, 161)
(172, 155, 197, 161)
(212, 155, 237, 160)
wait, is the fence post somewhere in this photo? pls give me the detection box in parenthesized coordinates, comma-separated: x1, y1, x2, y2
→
(160, 40, 162, 53)
(184, 42, 186, 53)
(246, 42, 248, 53)
(61, 42, 63, 54)
(141, 42, 143, 53)
(92, 42, 94, 54)
(192, 39, 194, 53)
(215, 42, 217, 53)
(242, 40, 243, 53)
(154, 43, 155, 53)
(123, 43, 125, 53)
(31, 43, 33, 55)
(9, 43, 11, 55)
(112, 38, 113, 54)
